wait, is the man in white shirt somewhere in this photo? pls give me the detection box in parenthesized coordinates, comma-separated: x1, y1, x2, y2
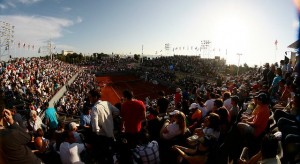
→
(88, 89, 120, 163)
(205, 93, 216, 113)
(60, 131, 85, 164)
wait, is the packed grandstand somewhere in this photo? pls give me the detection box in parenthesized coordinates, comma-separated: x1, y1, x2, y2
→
(0, 54, 299, 164)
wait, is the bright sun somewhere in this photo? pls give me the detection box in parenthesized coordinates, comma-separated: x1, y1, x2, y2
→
(213, 14, 250, 64)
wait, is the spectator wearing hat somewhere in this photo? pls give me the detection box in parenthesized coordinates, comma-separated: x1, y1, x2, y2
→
(188, 103, 202, 133)
(238, 93, 270, 138)
(69, 122, 82, 143)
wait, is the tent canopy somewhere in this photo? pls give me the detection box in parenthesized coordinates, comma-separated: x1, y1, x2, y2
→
(288, 40, 300, 49)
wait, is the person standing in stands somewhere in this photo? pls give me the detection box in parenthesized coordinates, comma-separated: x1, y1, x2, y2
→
(156, 90, 170, 117)
(121, 90, 146, 145)
(89, 89, 119, 164)
(44, 102, 58, 138)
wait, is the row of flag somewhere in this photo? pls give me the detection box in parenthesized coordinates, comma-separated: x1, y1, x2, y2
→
(3, 42, 56, 54)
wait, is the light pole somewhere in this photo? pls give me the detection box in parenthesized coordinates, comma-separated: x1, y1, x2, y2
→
(237, 53, 242, 76)
(0, 21, 14, 60)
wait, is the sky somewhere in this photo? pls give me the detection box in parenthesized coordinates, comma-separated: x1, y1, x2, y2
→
(0, 0, 299, 66)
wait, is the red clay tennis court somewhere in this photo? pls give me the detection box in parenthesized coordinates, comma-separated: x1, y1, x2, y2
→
(96, 74, 174, 105)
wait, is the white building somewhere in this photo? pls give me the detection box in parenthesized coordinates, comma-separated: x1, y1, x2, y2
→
(62, 50, 75, 56)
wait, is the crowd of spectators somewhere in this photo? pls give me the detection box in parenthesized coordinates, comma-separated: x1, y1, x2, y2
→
(0, 54, 299, 164)
(80, 57, 137, 73)
(55, 72, 97, 116)
(0, 58, 78, 113)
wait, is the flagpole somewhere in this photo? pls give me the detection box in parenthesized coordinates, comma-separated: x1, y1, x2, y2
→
(275, 40, 278, 63)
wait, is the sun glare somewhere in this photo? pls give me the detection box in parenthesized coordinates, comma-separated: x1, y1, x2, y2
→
(213, 14, 250, 64)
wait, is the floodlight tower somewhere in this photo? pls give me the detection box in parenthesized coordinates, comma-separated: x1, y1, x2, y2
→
(237, 53, 242, 76)
(0, 21, 14, 60)
(201, 40, 211, 59)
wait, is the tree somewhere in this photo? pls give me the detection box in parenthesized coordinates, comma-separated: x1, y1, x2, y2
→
(134, 54, 140, 61)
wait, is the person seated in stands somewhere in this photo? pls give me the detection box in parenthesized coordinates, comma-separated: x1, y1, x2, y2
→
(239, 133, 281, 164)
(0, 107, 43, 164)
(28, 110, 46, 135)
(215, 107, 230, 140)
(237, 93, 270, 139)
(212, 98, 224, 113)
(204, 92, 216, 113)
(146, 107, 164, 141)
(132, 128, 160, 164)
(274, 91, 300, 162)
(273, 82, 295, 109)
(69, 122, 82, 143)
(53, 121, 65, 151)
(195, 96, 208, 119)
(59, 130, 86, 164)
(80, 106, 91, 129)
(34, 128, 50, 154)
(10, 106, 26, 129)
(187, 103, 202, 133)
(160, 110, 187, 140)
(193, 112, 221, 144)
(173, 113, 221, 164)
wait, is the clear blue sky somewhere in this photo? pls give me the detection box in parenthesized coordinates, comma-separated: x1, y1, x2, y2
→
(0, 0, 299, 66)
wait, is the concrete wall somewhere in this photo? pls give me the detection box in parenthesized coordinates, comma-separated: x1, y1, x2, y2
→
(40, 72, 79, 120)
(48, 72, 79, 108)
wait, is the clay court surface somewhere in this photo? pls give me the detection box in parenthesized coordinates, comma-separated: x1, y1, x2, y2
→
(96, 75, 174, 105)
